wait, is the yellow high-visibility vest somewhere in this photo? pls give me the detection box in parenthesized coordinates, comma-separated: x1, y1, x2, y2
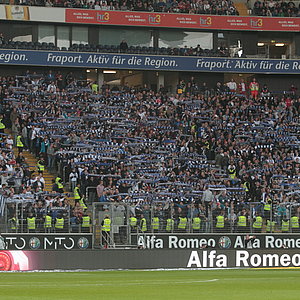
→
(253, 216, 262, 229)
(27, 217, 36, 230)
(44, 215, 52, 228)
(216, 215, 224, 228)
(82, 216, 90, 228)
(102, 218, 111, 232)
(16, 135, 23, 147)
(192, 217, 201, 230)
(55, 218, 64, 229)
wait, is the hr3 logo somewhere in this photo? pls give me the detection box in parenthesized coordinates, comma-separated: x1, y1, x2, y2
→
(97, 12, 110, 22)
(199, 17, 212, 26)
(250, 18, 263, 28)
(149, 15, 161, 24)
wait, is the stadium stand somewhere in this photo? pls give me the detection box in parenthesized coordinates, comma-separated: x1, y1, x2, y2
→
(10, 0, 239, 15)
(0, 72, 299, 238)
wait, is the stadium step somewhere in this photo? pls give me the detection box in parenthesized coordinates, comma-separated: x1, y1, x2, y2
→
(235, 2, 249, 16)
(19, 149, 55, 192)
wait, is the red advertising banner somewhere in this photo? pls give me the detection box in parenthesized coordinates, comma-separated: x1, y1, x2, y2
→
(65, 9, 300, 32)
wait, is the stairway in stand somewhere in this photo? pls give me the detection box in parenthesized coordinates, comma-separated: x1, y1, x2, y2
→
(235, 2, 249, 16)
(15, 148, 54, 192)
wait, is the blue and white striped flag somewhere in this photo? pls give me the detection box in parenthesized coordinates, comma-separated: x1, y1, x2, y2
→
(0, 195, 5, 217)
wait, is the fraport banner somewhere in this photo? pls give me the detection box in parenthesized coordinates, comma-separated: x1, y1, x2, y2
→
(0, 234, 92, 250)
(133, 234, 300, 250)
(1, 49, 300, 74)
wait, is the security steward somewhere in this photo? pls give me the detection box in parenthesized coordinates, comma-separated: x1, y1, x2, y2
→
(291, 215, 300, 233)
(74, 183, 87, 209)
(81, 213, 91, 233)
(140, 214, 147, 232)
(129, 215, 137, 232)
(0, 114, 5, 133)
(44, 212, 53, 233)
(192, 214, 201, 233)
(215, 211, 225, 233)
(55, 214, 65, 233)
(166, 217, 174, 232)
(266, 219, 276, 233)
(101, 215, 111, 248)
(237, 211, 248, 233)
(27, 213, 36, 233)
(37, 157, 45, 175)
(55, 176, 64, 193)
(16, 134, 24, 154)
(178, 215, 187, 232)
(281, 218, 290, 233)
(252, 215, 263, 233)
(151, 216, 160, 232)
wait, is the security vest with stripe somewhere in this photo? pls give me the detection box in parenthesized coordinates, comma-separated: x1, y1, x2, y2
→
(282, 220, 290, 232)
(237, 216, 247, 227)
(216, 215, 225, 228)
(228, 167, 236, 179)
(291, 216, 299, 228)
(16, 135, 23, 147)
(152, 217, 159, 230)
(82, 216, 90, 228)
(10, 217, 18, 230)
(56, 177, 64, 189)
(266, 220, 276, 232)
(166, 218, 174, 232)
(252, 216, 263, 229)
(55, 217, 64, 229)
(178, 217, 187, 229)
(129, 217, 137, 227)
(79, 198, 87, 209)
(27, 217, 36, 230)
(140, 218, 147, 232)
(0, 119, 5, 129)
(192, 217, 201, 230)
(243, 181, 250, 192)
(44, 215, 52, 228)
(37, 160, 45, 171)
(264, 200, 271, 211)
(102, 218, 111, 231)
(74, 187, 81, 200)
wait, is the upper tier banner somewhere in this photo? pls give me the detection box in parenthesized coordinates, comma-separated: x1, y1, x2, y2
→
(66, 9, 300, 32)
(1, 49, 300, 74)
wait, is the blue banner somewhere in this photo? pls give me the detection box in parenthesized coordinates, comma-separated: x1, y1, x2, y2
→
(1, 49, 300, 74)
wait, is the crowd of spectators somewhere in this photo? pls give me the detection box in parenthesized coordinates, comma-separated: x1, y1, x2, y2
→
(252, 0, 300, 17)
(12, 0, 239, 15)
(0, 70, 299, 235)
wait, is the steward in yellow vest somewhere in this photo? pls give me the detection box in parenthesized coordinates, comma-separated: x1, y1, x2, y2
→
(27, 215, 36, 232)
(0, 116, 5, 133)
(252, 216, 263, 233)
(44, 213, 52, 233)
(192, 217, 201, 232)
(81, 214, 91, 233)
(140, 215, 147, 232)
(266, 219, 276, 233)
(101, 215, 111, 248)
(291, 216, 299, 233)
(151, 216, 159, 231)
(16, 135, 24, 153)
(178, 216, 187, 232)
(166, 218, 174, 232)
(281, 219, 290, 233)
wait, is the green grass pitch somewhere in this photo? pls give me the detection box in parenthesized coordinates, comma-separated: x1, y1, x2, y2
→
(0, 269, 300, 300)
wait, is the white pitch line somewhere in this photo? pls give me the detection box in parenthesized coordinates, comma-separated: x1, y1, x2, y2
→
(0, 279, 219, 287)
